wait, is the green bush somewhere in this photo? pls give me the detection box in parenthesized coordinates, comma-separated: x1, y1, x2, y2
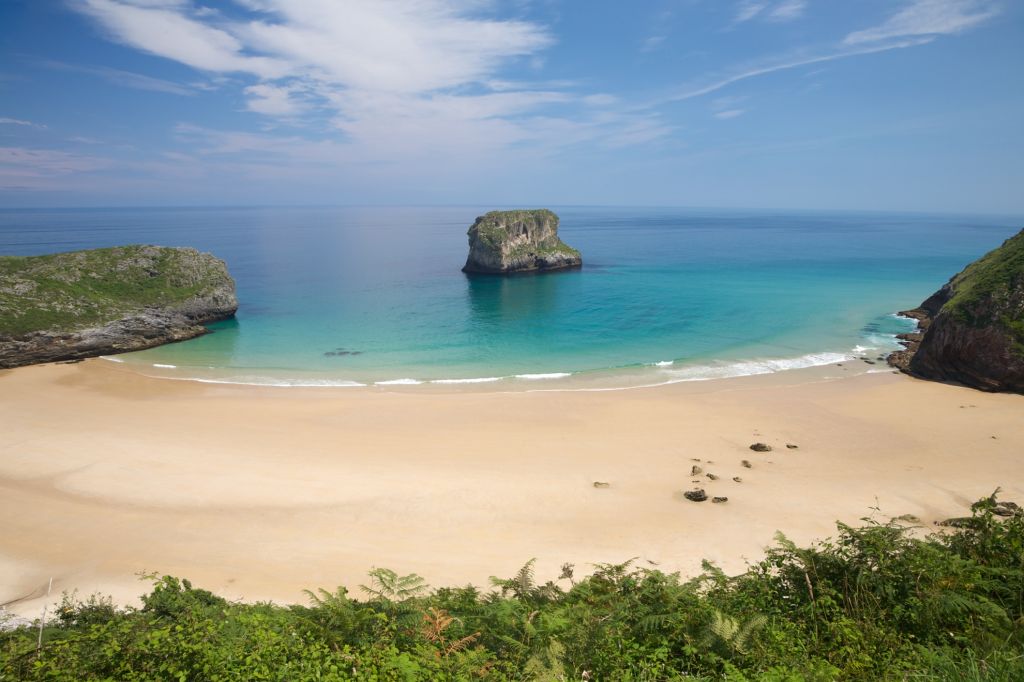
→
(2, 495, 1021, 681)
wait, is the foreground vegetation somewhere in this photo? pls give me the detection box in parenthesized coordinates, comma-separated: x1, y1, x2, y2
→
(2, 495, 1022, 681)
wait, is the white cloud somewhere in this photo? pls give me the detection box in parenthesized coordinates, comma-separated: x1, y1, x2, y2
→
(735, 0, 806, 23)
(714, 109, 745, 119)
(41, 60, 196, 95)
(72, 0, 289, 77)
(767, 0, 807, 22)
(244, 83, 305, 116)
(844, 0, 1000, 45)
(0, 118, 46, 129)
(667, 37, 934, 102)
(735, 1, 769, 22)
(0, 147, 110, 188)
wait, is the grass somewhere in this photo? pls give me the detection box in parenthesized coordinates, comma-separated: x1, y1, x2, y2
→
(0, 245, 230, 337)
(941, 230, 1024, 351)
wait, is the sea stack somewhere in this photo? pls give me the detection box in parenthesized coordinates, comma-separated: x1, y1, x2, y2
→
(888, 228, 1024, 393)
(0, 245, 238, 368)
(462, 209, 582, 274)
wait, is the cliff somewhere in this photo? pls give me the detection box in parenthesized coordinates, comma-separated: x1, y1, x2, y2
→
(888, 229, 1024, 393)
(462, 209, 582, 274)
(0, 245, 238, 369)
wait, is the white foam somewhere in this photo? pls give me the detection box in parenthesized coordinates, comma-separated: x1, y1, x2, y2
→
(430, 376, 502, 384)
(852, 345, 869, 353)
(375, 378, 423, 385)
(653, 360, 674, 367)
(152, 363, 177, 369)
(100, 356, 125, 363)
(514, 372, 572, 380)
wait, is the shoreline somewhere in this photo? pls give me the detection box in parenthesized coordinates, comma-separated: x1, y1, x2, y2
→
(2, 358, 1022, 619)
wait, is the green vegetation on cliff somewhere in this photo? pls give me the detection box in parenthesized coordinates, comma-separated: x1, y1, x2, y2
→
(943, 230, 1024, 350)
(0, 245, 233, 336)
(3, 496, 1022, 680)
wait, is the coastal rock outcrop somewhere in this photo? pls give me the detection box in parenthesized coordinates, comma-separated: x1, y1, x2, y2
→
(0, 245, 238, 368)
(888, 229, 1024, 393)
(462, 209, 582, 274)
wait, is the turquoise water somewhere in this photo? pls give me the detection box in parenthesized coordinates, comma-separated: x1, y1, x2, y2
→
(1, 206, 1020, 388)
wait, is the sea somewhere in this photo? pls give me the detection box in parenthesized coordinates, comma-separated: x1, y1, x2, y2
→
(1, 206, 1020, 390)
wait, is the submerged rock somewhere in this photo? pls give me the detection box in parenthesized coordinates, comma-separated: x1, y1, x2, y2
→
(462, 209, 582, 274)
(889, 229, 1024, 393)
(0, 245, 237, 368)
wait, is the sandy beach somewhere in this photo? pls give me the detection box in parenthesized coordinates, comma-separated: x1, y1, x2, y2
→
(1, 359, 1022, 619)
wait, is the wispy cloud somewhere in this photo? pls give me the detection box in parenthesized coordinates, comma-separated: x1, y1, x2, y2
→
(0, 117, 47, 129)
(667, 37, 933, 102)
(714, 109, 745, 120)
(68, 0, 669, 165)
(844, 0, 1000, 45)
(41, 60, 196, 95)
(734, 0, 807, 24)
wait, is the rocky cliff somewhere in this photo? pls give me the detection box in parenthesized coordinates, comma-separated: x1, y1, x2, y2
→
(0, 245, 238, 369)
(462, 209, 582, 274)
(888, 229, 1024, 393)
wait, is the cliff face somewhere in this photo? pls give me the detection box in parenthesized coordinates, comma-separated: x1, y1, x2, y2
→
(0, 245, 238, 368)
(888, 229, 1024, 393)
(462, 209, 582, 274)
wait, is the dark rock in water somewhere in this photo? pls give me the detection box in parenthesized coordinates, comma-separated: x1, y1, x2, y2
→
(888, 229, 1024, 393)
(750, 443, 772, 452)
(741, 460, 752, 468)
(712, 496, 728, 504)
(690, 465, 703, 476)
(462, 209, 582, 274)
(0, 245, 237, 369)
(683, 489, 707, 502)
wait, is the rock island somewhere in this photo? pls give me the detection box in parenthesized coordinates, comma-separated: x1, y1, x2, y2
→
(0, 244, 238, 368)
(462, 209, 582, 274)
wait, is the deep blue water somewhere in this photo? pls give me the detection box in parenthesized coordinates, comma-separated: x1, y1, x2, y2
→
(1, 206, 1020, 387)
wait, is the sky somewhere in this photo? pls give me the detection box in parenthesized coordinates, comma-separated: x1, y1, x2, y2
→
(0, 0, 1022, 212)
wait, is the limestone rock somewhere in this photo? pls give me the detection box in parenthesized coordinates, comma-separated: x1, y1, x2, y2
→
(0, 245, 238, 368)
(889, 229, 1024, 393)
(462, 209, 582, 274)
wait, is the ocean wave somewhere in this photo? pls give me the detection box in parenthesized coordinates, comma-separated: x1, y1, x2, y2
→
(375, 378, 423, 385)
(652, 360, 674, 367)
(430, 376, 502, 384)
(152, 363, 177, 369)
(100, 356, 125, 363)
(514, 372, 572, 380)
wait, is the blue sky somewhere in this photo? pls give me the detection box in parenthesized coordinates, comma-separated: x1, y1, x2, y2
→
(0, 0, 1021, 212)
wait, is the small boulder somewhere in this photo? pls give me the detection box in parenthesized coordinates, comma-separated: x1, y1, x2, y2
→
(712, 496, 728, 504)
(741, 460, 752, 468)
(785, 443, 799, 449)
(706, 473, 719, 481)
(690, 465, 703, 476)
(683, 489, 708, 502)
(592, 481, 610, 489)
(750, 443, 772, 452)
(732, 476, 742, 483)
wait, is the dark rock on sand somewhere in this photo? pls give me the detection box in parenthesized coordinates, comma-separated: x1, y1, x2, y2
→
(683, 489, 708, 502)
(741, 460, 752, 468)
(712, 496, 728, 504)
(750, 443, 772, 452)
